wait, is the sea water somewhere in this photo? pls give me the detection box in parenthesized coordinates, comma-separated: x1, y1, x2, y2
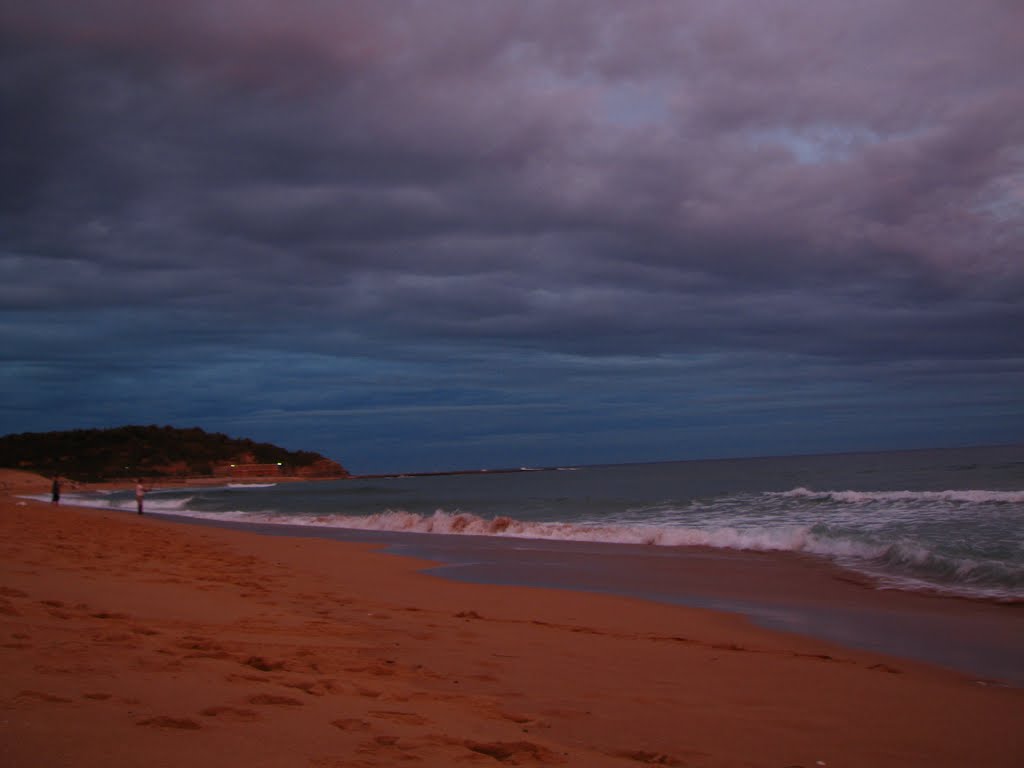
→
(66, 445, 1024, 603)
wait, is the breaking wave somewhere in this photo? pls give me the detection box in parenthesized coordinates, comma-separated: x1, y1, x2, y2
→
(773, 487, 1024, 504)
(157, 503, 1022, 602)
(27, 481, 1024, 602)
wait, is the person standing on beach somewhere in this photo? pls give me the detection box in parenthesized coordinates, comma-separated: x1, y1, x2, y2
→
(51, 476, 60, 504)
(135, 479, 145, 515)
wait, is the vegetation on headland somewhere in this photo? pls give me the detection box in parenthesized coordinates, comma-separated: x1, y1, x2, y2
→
(0, 425, 348, 481)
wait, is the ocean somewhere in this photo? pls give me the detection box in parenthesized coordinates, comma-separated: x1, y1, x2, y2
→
(66, 444, 1024, 603)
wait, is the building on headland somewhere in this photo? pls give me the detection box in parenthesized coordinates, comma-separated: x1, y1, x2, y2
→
(210, 458, 349, 479)
(213, 462, 284, 479)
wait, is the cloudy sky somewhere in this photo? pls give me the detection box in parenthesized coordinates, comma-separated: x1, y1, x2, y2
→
(2, 1, 1022, 473)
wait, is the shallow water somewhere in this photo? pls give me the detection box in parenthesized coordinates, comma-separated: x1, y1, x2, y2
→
(71, 445, 1024, 602)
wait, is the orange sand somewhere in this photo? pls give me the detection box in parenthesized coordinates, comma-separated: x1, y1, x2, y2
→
(1, 469, 1021, 767)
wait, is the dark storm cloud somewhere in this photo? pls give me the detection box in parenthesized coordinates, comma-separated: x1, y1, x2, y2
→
(2, 1, 1022, 470)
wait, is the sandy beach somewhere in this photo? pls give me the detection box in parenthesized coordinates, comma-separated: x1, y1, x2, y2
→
(2, 470, 1022, 767)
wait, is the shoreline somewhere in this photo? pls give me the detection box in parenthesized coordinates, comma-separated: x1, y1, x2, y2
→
(3, 485, 1023, 765)
(158, 514, 1024, 687)
(9, 467, 1024, 686)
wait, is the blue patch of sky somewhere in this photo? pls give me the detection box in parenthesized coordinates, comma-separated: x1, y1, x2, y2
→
(972, 162, 1024, 223)
(600, 81, 672, 127)
(745, 124, 890, 165)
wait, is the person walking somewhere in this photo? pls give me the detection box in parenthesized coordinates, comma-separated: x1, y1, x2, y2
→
(135, 479, 145, 515)
(51, 476, 61, 504)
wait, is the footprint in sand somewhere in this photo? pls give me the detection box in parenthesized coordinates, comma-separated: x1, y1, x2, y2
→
(90, 610, 130, 620)
(134, 720, 201, 729)
(611, 747, 711, 765)
(248, 693, 304, 707)
(242, 655, 286, 672)
(282, 678, 339, 696)
(330, 718, 371, 732)
(0, 588, 28, 614)
(16, 690, 73, 704)
(136, 716, 202, 730)
(610, 749, 683, 765)
(200, 705, 262, 722)
(464, 740, 566, 765)
(369, 709, 430, 726)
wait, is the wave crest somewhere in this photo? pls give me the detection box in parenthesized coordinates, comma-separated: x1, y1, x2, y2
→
(775, 487, 1024, 504)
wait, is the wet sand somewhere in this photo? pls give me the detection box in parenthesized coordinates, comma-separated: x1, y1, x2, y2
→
(2, 474, 1022, 767)
(159, 517, 1024, 686)
(384, 532, 1024, 686)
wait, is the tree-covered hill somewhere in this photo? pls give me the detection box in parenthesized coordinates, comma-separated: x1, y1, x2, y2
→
(0, 425, 348, 481)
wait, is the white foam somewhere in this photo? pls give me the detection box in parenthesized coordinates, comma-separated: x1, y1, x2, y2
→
(28, 480, 1020, 601)
(31, 492, 198, 513)
(154, 506, 877, 556)
(19, 492, 117, 509)
(775, 487, 1024, 504)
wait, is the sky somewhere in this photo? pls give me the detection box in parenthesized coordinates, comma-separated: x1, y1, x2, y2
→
(2, 1, 1022, 474)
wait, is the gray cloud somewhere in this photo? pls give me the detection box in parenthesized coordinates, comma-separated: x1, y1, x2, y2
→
(2, 1, 1022, 470)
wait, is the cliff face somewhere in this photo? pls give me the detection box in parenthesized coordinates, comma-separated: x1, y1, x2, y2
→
(213, 458, 349, 479)
(292, 458, 349, 478)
